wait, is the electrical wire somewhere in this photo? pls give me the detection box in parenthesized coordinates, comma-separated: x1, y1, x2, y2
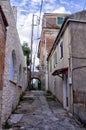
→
(83, 2, 86, 10)
(39, 0, 43, 24)
(35, 0, 44, 53)
(33, 0, 43, 69)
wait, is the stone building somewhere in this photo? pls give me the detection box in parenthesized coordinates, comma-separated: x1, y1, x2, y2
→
(38, 13, 68, 89)
(47, 10, 86, 123)
(0, 0, 28, 125)
(0, 6, 8, 125)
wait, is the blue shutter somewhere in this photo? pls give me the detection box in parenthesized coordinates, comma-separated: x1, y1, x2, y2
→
(9, 54, 14, 80)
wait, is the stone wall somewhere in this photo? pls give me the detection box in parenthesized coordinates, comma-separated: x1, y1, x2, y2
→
(0, 91, 2, 122)
(47, 10, 86, 119)
(70, 22, 86, 105)
(0, 1, 28, 125)
(0, 5, 8, 125)
(0, 5, 8, 91)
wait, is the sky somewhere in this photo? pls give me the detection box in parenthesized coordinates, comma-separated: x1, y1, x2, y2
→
(10, 0, 86, 68)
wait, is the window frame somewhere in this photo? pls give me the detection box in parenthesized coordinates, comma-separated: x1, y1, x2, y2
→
(9, 50, 17, 84)
(57, 16, 64, 25)
(50, 58, 52, 72)
(18, 64, 22, 87)
(59, 40, 63, 59)
(53, 51, 57, 67)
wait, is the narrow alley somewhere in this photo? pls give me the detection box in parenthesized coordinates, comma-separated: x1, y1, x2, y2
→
(3, 90, 86, 130)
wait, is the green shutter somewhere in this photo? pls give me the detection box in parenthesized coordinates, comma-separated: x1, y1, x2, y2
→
(57, 17, 64, 24)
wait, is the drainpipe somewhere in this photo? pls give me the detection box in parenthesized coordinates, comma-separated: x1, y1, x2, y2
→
(45, 60, 48, 90)
(45, 36, 48, 90)
(70, 55, 74, 114)
(68, 29, 74, 114)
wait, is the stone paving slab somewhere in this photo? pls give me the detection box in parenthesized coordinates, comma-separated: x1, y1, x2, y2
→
(4, 90, 86, 130)
(8, 114, 24, 124)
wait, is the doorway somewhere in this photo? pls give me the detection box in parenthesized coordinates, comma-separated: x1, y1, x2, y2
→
(63, 73, 68, 109)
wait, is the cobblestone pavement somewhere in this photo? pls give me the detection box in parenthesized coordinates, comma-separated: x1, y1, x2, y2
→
(3, 90, 86, 130)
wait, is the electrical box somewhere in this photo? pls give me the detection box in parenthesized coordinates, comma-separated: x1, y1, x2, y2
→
(69, 77, 72, 85)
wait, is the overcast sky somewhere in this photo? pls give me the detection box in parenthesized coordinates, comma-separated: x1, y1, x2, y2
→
(10, 0, 86, 67)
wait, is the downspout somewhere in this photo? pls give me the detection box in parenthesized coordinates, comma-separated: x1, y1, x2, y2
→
(70, 48, 74, 114)
(45, 35, 48, 90)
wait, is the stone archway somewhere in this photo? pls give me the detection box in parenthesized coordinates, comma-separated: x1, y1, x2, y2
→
(31, 77, 41, 90)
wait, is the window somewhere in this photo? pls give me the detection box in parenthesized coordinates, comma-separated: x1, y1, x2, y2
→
(57, 17, 64, 24)
(18, 64, 22, 85)
(50, 59, 52, 72)
(46, 18, 56, 28)
(9, 52, 14, 80)
(9, 50, 17, 82)
(54, 51, 57, 67)
(60, 41, 63, 59)
(54, 78, 57, 95)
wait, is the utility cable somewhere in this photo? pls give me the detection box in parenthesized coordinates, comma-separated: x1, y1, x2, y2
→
(35, 0, 43, 63)
(39, 0, 43, 24)
(83, 2, 86, 10)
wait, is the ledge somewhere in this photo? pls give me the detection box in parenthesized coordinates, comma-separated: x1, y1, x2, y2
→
(18, 84, 22, 88)
(23, 67, 27, 71)
(52, 67, 68, 76)
(9, 80, 17, 85)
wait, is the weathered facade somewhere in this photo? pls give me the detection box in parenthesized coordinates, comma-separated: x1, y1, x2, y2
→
(0, 6, 8, 90)
(47, 10, 86, 123)
(0, 0, 28, 125)
(0, 6, 8, 125)
(38, 13, 68, 89)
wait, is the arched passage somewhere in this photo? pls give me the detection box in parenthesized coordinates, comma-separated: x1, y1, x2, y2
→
(31, 77, 41, 90)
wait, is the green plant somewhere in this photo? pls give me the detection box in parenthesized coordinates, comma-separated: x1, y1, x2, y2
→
(45, 90, 52, 96)
(12, 104, 18, 114)
(20, 92, 25, 101)
(2, 120, 12, 129)
(40, 87, 45, 91)
(47, 90, 52, 93)
(22, 42, 31, 66)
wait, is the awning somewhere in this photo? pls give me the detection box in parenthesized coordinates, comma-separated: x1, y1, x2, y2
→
(52, 67, 68, 76)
